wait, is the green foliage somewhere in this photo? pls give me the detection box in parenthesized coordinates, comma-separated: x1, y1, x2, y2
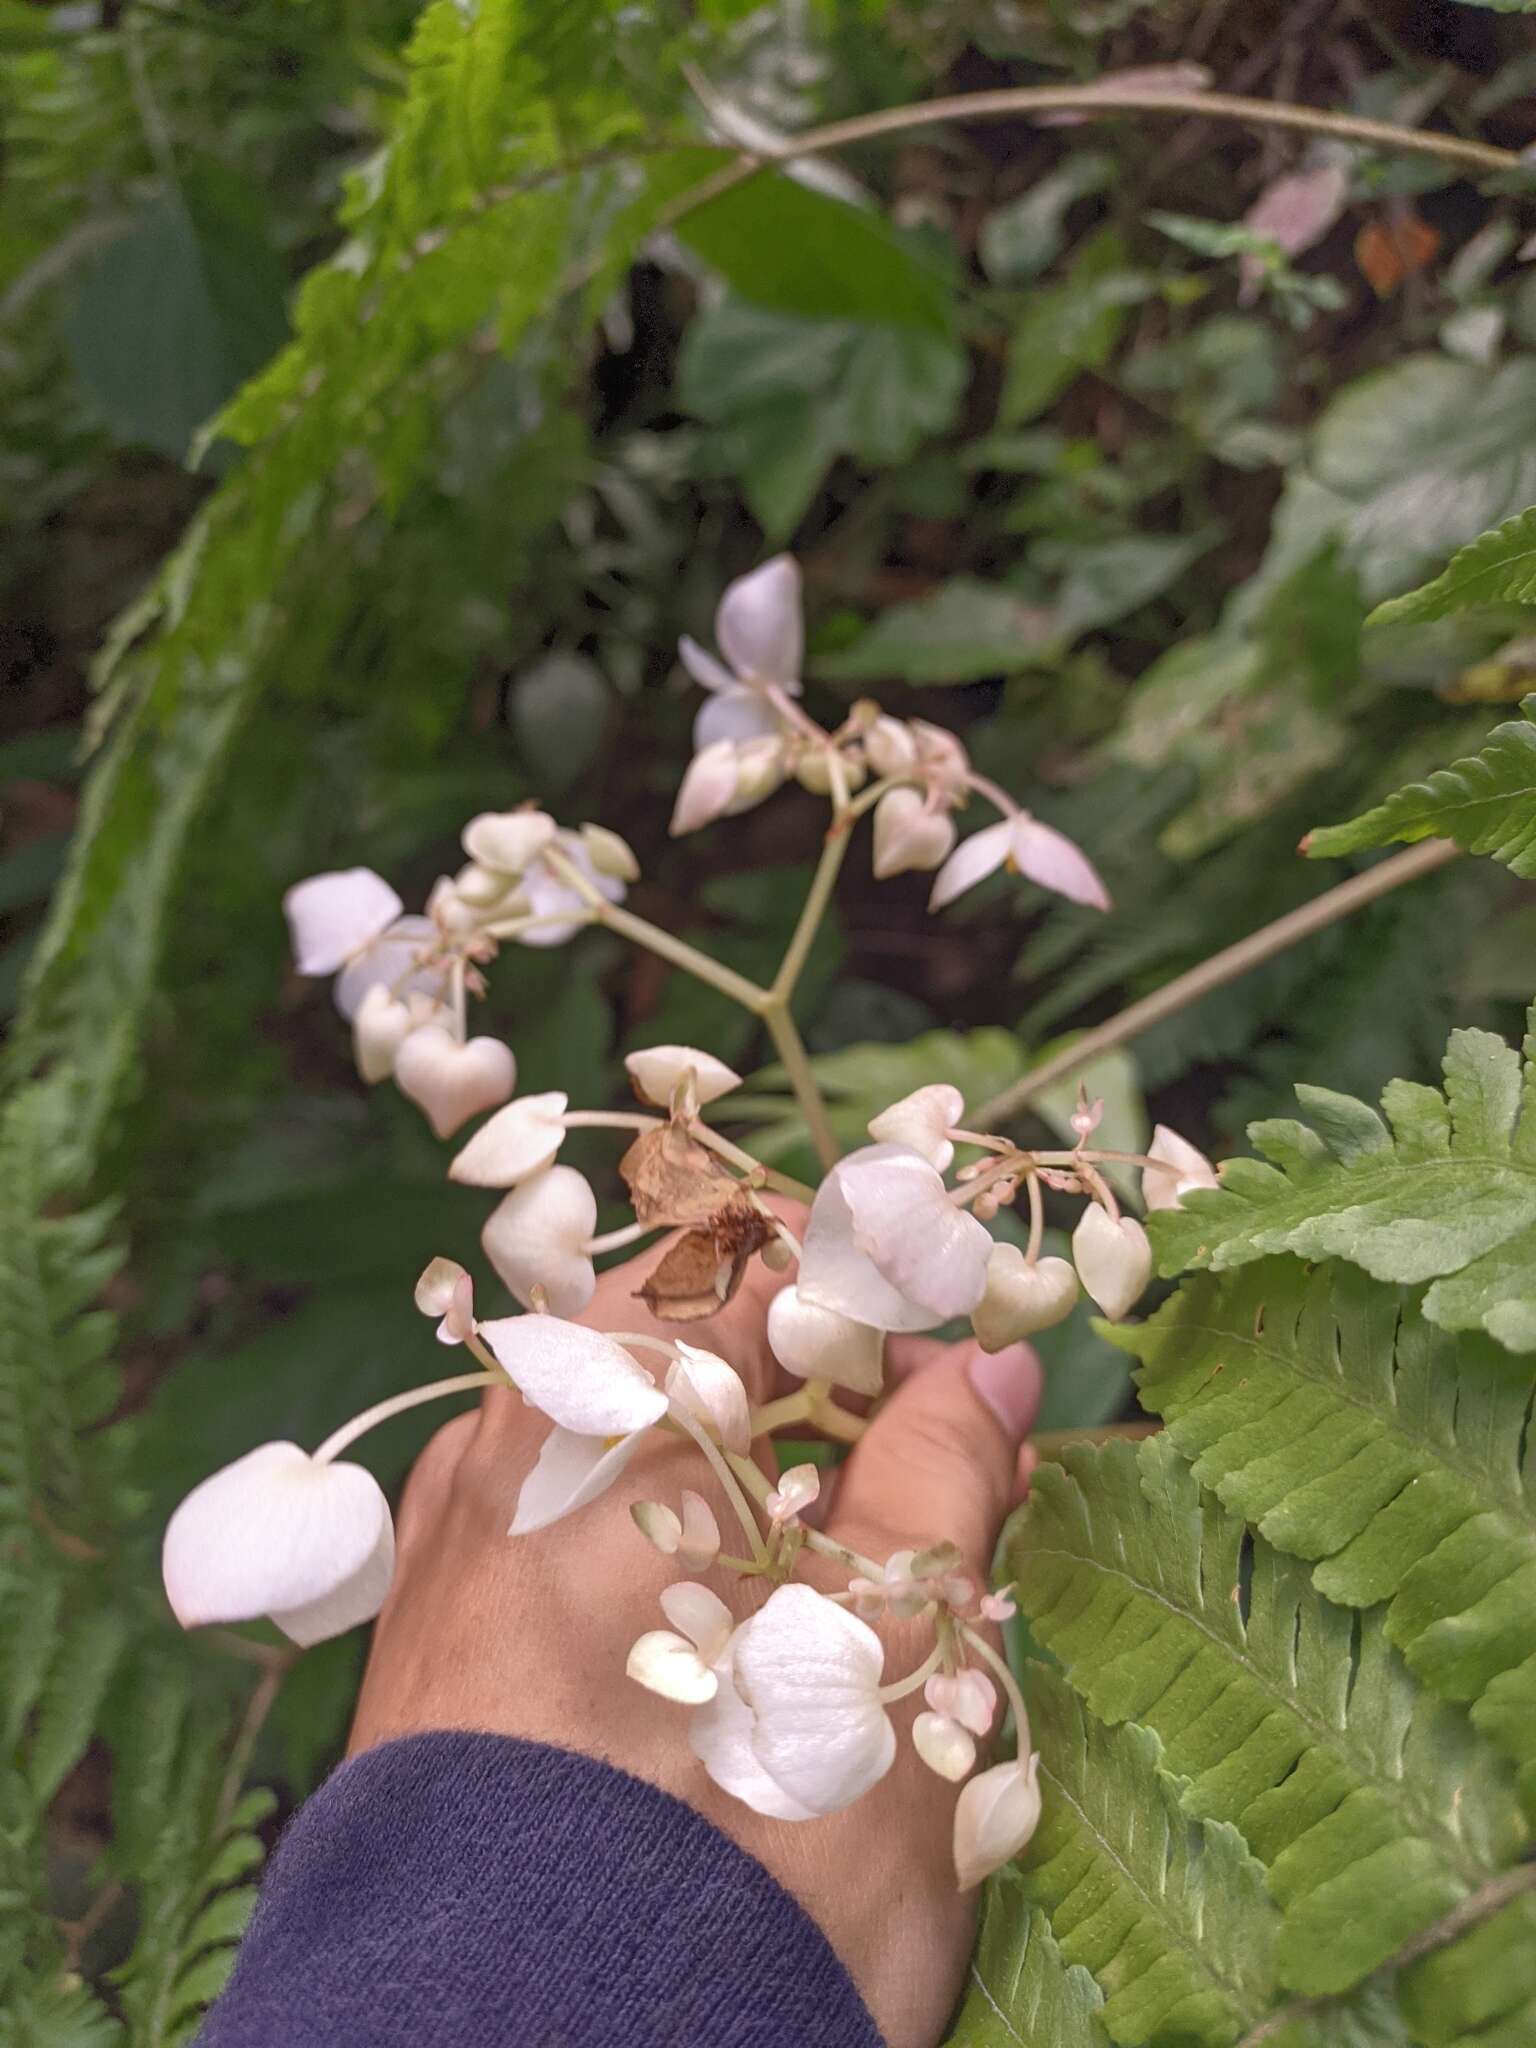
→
(1367, 506, 1536, 628)
(1307, 697, 1536, 875)
(948, 1898, 1110, 2048)
(1150, 1010, 1536, 1353)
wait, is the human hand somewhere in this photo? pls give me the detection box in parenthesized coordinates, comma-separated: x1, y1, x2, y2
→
(349, 1218, 1042, 2048)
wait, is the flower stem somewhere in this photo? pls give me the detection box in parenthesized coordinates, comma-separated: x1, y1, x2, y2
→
(762, 999, 839, 1172)
(1024, 1172, 1044, 1265)
(878, 1639, 945, 1705)
(542, 846, 771, 1013)
(312, 1371, 499, 1465)
(960, 1624, 1031, 1744)
(771, 818, 850, 1008)
(675, 1412, 770, 1566)
(584, 1220, 656, 1257)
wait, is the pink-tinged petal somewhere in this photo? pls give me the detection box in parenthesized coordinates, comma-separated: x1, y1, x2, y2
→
(510, 1427, 644, 1534)
(973, 1244, 1079, 1350)
(715, 556, 803, 685)
(1071, 1205, 1152, 1321)
(414, 1256, 468, 1317)
(678, 634, 738, 695)
(735, 1585, 896, 1816)
(333, 915, 442, 1021)
(393, 1027, 516, 1140)
(954, 1753, 1043, 1889)
(693, 687, 780, 753)
(163, 1442, 393, 1646)
(448, 1092, 569, 1187)
(1008, 817, 1110, 911)
(670, 740, 739, 837)
(1142, 1123, 1219, 1213)
(871, 787, 956, 881)
(461, 810, 557, 873)
(798, 1153, 941, 1334)
(481, 1314, 667, 1436)
(660, 1582, 734, 1665)
(690, 1639, 818, 1822)
(839, 1144, 992, 1321)
(928, 822, 1012, 910)
(284, 869, 403, 977)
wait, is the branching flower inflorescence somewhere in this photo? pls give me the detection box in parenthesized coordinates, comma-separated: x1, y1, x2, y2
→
(162, 558, 1215, 1889)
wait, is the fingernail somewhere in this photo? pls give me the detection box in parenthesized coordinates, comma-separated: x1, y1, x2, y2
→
(967, 1342, 1039, 1439)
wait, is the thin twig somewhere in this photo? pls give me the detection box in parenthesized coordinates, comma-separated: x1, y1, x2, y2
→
(975, 840, 1460, 1129)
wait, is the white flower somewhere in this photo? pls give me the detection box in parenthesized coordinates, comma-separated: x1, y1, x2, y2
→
(351, 984, 422, 1084)
(679, 556, 804, 753)
(461, 810, 558, 874)
(1072, 1204, 1152, 1321)
(482, 1316, 670, 1536)
(765, 1285, 885, 1397)
(863, 715, 920, 778)
(972, 1243, 1079, 1350)
(625, 1045, 741, 1110)
(517, 831, 626, 948)
(162, 1442, 393, 1648)
(798, 1143, 992, 1334)
(333, 914, 445, 1022)
(954, 1753, 1043, 1890)
(731, 1584, 897, 1816)
(414, 1256, 475, 1345)
(930, 815, 1109, 913)
(1142, 1123, 1218, 1213)
(666, 1344, 752, 1455)
(764, 1462, 820, 1526)
(913, 1712, 976, 1782)
(482, 1165, 598, 1316)
(872, 788, 957, 880)
(284, 868, 403, 978)
(689, 1636, 818, 1822)
(867, 1083, 964, 1172)
(627, 1583, 735, 1705)
(669, 735, 787, 837)
(393, 1025, 517, 1140)
(448, 1091, 568, 1187)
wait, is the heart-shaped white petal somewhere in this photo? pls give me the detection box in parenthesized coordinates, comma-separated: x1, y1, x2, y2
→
(914, 1711, 976, 1782)
(867, 1083, 964, 1172)
(394, 1026, 516, 1140)
(973, 1244, 1079, 1350)
(734, 1584, 896, 1816)
(482, 1315, 667, 1436)
(162, 1442, 393, 1647)
(1142, 1123, 1219, 1213)
(628, 1630, 719, 1704)
(1072, 1205, 1152, 1322)
(482, 1166, 597, 1317)
(625, 1046, 742, 1109)
(352, 984, 416, 1084)
(765, 1285, 885, 1397)
(510, 1426, 645, 1535)
(666, 1345, 752, 1456)
(284, 869, 403, 977)
(799, 1144, 991, 1333)
(929, 821, 1011, 910)
(954, 1753, 1043, 1890)
(461, 810, 557, 873)
(690, 1637, 818, 1822)
(448, 1091, 568, 1187)
(715, 556, 802, 685)
(871, 788, 957, 881)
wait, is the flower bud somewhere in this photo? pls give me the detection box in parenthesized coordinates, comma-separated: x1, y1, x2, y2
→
(766, 1285, 885, 1397)
(671, 740, 738, 836)
(453, 860, 519, 909)
(352, 984, 415, 1084)
(864, 715, 920, 778)
(954, 1752, 1042, 1890)
(726, 734, 787, 813)
(1071, 1204, 1152, 1321)
(579, 822, 640, 882)
(625, 1045, 741, 1110)
(461, 809, 557, 873)
(794, 745, 866, 798)
(765, 1463, 820, 1526)
(1142, 1123, 1219, 1213)
(482, 1165, 597, 1317)
(872, 787, 957, 880)
(414, 1256, 475, 1343)
(631, 1501, 683, 1554)
(973, 1244, 1079, 1350)
(666, 1344, 752, 1457)
(927, 1668, 996, 1738)
(914, 1711, 976, 1782)
(426, 875, 483, 938)
(393, 1025, 516, 1139)
(867, 1082, 963, 1171)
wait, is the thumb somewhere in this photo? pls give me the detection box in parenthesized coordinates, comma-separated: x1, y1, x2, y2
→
(826, 1340, 1042, 1576)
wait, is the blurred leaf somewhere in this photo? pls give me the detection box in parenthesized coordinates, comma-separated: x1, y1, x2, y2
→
(814, 579, 1057, 684)
(0, 830, 69, 914)
(998, 231, 1148, 426)
(978, 153, 1113, 283)
(1368, 505, 1536, 629)
(510, 652, 612, 791)
(1033, 529, 1219, 639)
(66, 168, 289, 460)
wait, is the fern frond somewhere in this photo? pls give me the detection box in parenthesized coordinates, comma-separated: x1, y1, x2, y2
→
(1151, 1010, 1536, 1353)
(1366, 506, 1536, 628)
(1112, 1259, 1536, 1809)
(947, 1896, 1111, 2047)
(1013, 1437, 1524, 1995)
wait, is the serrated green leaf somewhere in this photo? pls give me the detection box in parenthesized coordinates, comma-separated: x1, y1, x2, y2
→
(1150, 1010, 1536, 1353)
(1306, 701, 1536, 874)
(1020, 1667, 1277, 2045)
(1015, 1437, 1521, 1994)
(1367, 506, 1536, 627)
(1118, 1259, 1536, 1809)
(1399, 1890, 1536, 2045)
(946, 1894, 1110, 2047)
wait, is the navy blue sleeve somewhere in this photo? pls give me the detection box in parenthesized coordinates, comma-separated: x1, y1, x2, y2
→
(198, 1731, 885, 2048)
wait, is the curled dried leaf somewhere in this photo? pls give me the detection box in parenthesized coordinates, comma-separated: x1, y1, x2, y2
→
(636, 1199, 775, 1322)
(620, 1124, 739, 1227)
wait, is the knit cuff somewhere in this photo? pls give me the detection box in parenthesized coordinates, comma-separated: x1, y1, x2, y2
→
(198, 1730, 885, 2048)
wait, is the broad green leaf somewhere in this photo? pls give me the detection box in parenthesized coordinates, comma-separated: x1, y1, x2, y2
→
(999, 231, 1149, 426)
(66, 168, 289, 461)
(1116, 1259, 1536, 1808)
(1305, 698, 1536, 874)
(979, 153, 1114, 283)
(1020, 1668, 1278, 2045)
(1015, 1437, 1522, 1993)
(945, 1896, 1110, 2047)
(1032, 530, 1220, 641)
(1150, 1010, 1536, 1353)
(813, 580, 1057, 685)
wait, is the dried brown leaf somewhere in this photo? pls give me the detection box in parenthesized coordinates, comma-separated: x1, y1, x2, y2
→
(635, 1200, 775, 1322)
(620, 1124, 737, 1227)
